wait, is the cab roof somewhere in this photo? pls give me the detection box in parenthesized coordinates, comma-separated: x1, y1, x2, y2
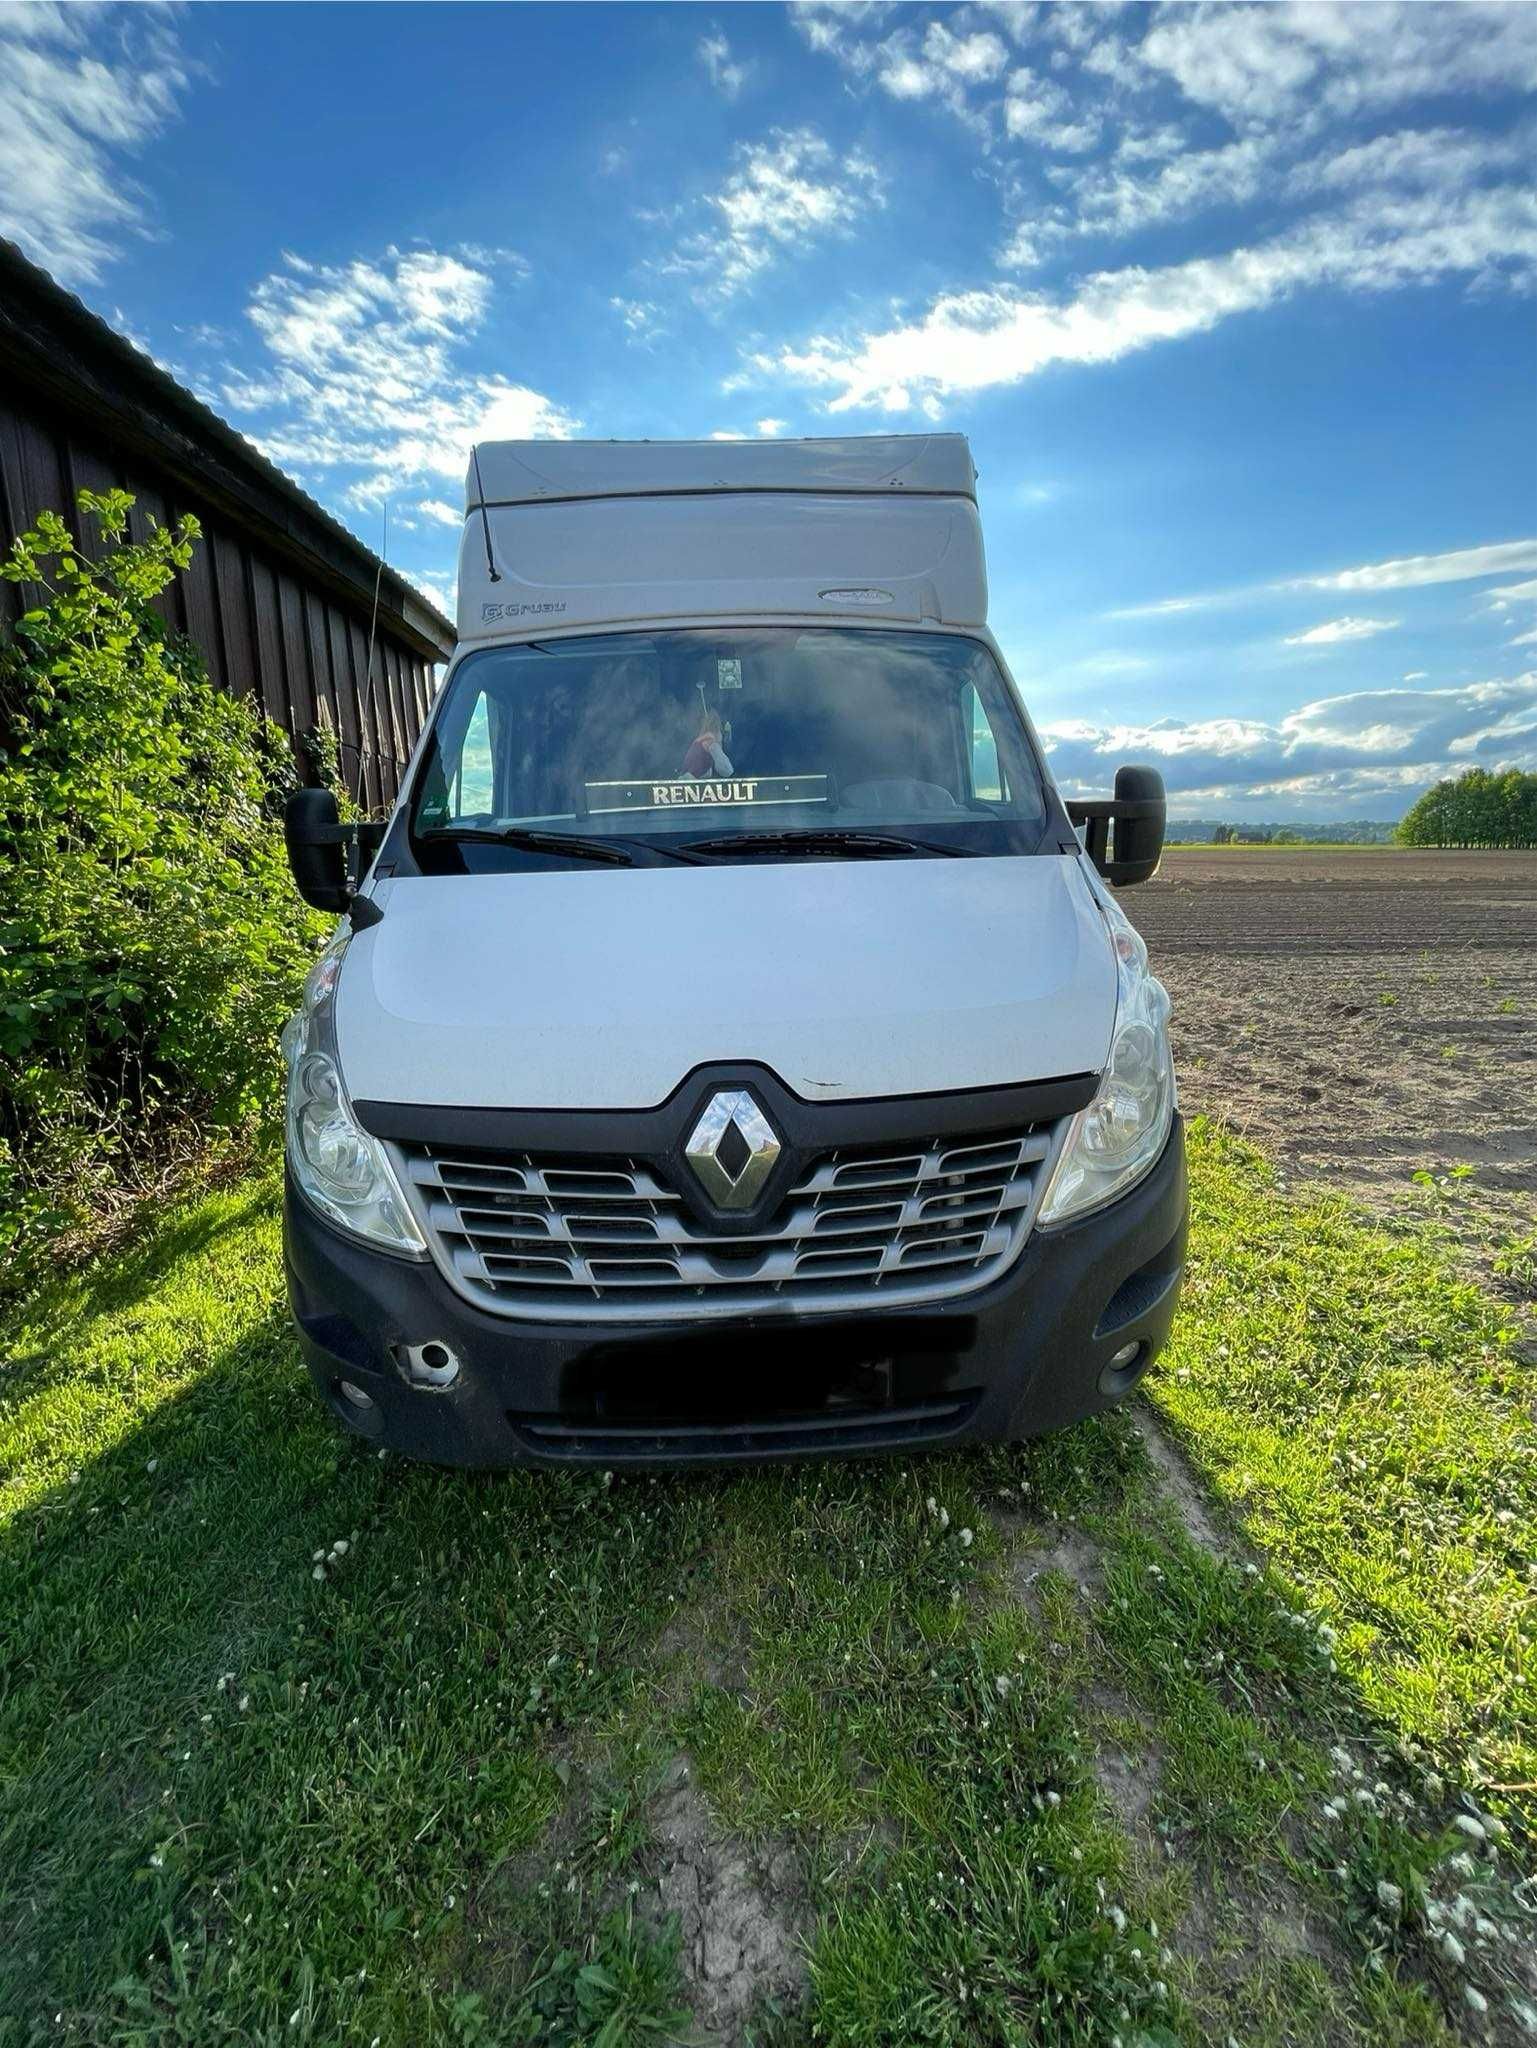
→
(465, 434, 977, 510)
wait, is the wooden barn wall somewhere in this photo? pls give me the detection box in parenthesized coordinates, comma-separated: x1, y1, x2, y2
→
(0, 389, 438, 809)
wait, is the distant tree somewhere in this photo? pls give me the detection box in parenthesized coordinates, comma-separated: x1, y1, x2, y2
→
(1271, 827, 1302, 844)
(1398, 767, 1537, 848)
(1212, 822, 1235, 845)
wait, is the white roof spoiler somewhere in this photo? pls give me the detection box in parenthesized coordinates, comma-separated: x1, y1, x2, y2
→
(465, 434, 977, 511)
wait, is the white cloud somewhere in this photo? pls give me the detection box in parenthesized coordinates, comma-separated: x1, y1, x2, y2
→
(793, 4, 1004, 135)
(756, 417, 787, 437)
(0, 2, 192, 283)
(1041, 673, 1537, 810)
(1293, 125, 1529, 198)
(405, 567, 457, 617)
(1137, 2, 1537, 132)
(924, 20, 1009, 84)
(222, 245, 578, 506)
(416, 499, 462, 526)
(1285, 616, 1399, 646)
(1059, 135, 1273, 237)
(756, 184, 1537, 413)
(1106, 595, 1203, 621)
(1003, 66, 1100, 152)
(611, 295, 663, 342)
(658, 129, 884, 303)
(1301, 539, 1537, 593)
(697, 29, 749, 100)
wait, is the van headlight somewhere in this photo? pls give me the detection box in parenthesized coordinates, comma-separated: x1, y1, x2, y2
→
(1036, 897, 1175, 1229)
(282, 932, 426, 1256)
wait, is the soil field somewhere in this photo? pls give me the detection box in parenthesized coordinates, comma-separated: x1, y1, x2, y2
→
(1129, 847, 1537, 1280)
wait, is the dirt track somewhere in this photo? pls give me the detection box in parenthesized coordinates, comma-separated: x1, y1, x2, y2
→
(1128, 847, 1537, 1281)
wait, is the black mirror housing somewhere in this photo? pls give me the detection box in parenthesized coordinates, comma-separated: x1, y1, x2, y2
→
(285, 788, 354, 912)
(1065, 764, 1166, 887)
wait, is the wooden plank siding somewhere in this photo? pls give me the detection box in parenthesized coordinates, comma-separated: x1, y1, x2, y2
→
(0, 241, 452, 809)
(0, 390, 444, 807)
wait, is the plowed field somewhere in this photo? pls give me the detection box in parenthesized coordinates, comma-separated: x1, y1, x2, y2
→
(1130, 846, 1537, 1273)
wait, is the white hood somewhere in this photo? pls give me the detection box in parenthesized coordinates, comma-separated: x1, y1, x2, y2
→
(334, 854, 1115, 1110)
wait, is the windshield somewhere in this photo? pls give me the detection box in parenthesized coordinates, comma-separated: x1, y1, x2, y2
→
(407, 627, 1050, 869)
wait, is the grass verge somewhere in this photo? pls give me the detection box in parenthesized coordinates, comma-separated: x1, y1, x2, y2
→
(1, 1124, 1531, 2044)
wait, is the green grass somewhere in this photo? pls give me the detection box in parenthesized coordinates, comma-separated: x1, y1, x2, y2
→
(1, 1128, 1531, 2045)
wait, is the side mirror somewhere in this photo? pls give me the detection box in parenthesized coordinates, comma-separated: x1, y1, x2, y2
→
(285, 788, 354, 912)
(1066, 764, 1166, 888)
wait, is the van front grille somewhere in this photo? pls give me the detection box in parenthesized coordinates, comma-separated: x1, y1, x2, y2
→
(395, 1124, 1058, 1323)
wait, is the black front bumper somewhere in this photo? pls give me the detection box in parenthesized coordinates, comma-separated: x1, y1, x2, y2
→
(283, 1116, 1187, 1469)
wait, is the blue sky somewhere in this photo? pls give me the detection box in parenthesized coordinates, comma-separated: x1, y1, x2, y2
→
(3, 0, 1535, 819)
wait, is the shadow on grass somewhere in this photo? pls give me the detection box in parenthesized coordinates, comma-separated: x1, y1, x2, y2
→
(0, 1146, 1505, 2045)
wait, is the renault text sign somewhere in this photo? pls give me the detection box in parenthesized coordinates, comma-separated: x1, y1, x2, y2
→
(584, 774, 830, 814)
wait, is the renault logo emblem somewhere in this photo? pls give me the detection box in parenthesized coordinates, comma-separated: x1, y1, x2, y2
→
(683, 1089, 781, 1210)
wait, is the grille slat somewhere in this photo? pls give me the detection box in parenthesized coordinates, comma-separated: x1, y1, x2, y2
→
(398, 1119, 1056, 1322)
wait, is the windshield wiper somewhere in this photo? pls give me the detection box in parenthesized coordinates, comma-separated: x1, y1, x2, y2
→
(679, 829, 970, 860)
(419, 826, 681, 867)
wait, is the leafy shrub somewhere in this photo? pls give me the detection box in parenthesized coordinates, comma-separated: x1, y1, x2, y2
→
(0, 489, 325, 1282)
(1397, 766, 1537, 848)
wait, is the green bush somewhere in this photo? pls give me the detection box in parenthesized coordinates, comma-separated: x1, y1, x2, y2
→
(1397, 766, 1537, 848)
(0, 488, 325, 1281)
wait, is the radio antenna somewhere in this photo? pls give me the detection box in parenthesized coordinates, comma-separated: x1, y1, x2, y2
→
(470, 442, 501, 583)
(360, 498, 388, 815)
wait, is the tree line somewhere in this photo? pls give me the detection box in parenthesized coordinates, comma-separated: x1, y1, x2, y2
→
(1395, 767, 1537, 849)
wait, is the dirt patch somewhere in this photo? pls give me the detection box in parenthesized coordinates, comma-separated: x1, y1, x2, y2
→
(1131, 847, 1537, 1289)
(652, 1599, 751, 1698)
(1130, 1408, 1226, 1556)
(1093, 1720, 1160, 1833)
(1009, 1521, 1105, 1605)
(646, 1755, 808, 2043)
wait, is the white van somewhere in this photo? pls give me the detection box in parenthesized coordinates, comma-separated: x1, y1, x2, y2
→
(281, 435, 1185, 1467)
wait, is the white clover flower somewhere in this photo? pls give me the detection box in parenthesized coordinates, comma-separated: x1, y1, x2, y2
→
(1453, 1814, 1487, 1842)
(1108, 1905, 1127, 1932)
(994, 1675, 1011, 1696)
(1375, 1880, 1403, 1912)
(1441, 1932, 1466, 1966)
(959, 1528, 974, 1547)
(1464, 1985, 1488, 2015)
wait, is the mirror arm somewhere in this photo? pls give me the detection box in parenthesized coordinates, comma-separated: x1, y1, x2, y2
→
(1065, 793, 1165, 887)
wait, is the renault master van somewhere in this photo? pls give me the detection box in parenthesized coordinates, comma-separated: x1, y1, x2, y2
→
(281, 435, 1185, 1467)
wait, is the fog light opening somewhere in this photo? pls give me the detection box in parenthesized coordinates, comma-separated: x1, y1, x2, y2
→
(331, 1376, 385, 1438)
(1097, 1340, 1149, 1399)
(397, 1340, 462, 1391)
